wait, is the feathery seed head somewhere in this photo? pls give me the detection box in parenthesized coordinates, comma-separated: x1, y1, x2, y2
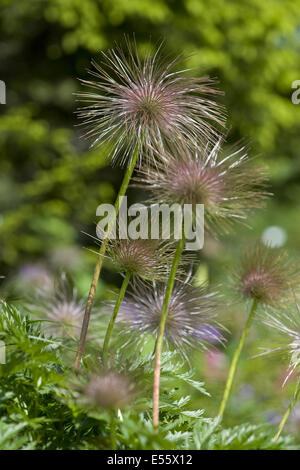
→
(260, 303, 300, 385)
(76, 39, 225, 166)
(81, 370, 135, 410)
(134, 139, 269, 234)
(235, 242, 300, 306)
(164, 158, 224, 207)
(116, 278, 225, 360)
(29, 274, 85, 339)
(107, 238, 175, 281)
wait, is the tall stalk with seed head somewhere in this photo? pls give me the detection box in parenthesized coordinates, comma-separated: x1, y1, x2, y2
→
(74, 39, 225, 368)
(218, 242, 300, 418)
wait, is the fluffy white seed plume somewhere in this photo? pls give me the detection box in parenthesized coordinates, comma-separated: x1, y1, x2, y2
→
(76, 39, 225, 166)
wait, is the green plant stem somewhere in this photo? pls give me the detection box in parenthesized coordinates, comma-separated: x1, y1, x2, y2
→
(75, 146, 139, 370)
(152, 233, 186, 430)
(102, 271, 131, 367)
(110, 410, 116, 450)
(218, 298, 258, 419)
(273, 381, 300, 441)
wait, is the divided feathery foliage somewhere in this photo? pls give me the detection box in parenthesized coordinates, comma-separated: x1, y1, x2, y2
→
(192, 419, 298, 450)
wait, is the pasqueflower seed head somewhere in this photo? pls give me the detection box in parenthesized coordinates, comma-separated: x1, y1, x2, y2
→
(116, 277, 225, 361)
(235, 242, 300, 306)
(29, 273, 85, 339)
(106, 238, 175, 281)
(81, 370, 135, 410)
(134, 139, 269, 235)
(259, 302, 300, 385)
(76, 39, 225, 166)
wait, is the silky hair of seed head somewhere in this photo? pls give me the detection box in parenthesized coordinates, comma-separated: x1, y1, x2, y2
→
(258, 301, 300, 386)
(115, 276, 225, 362)
(134, 138, 270, 235)
(28, 273, 85, 339)
(235, 242, 300, 306)
(80, 370, 135, 410)
(106, 238, 177, 281)
(76, 38, 226, 166)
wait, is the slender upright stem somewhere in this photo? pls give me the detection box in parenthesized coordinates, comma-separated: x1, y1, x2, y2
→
(75, 146, 139, 369)
(153, 233, 186, 430)
(273, 381, 300, 441)
(102, 271, 131, 367)
(110, 410, 116, 450)
(218, 298, 258, 419)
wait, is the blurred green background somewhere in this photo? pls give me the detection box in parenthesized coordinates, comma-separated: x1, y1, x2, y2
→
(1, 0, 300, 438)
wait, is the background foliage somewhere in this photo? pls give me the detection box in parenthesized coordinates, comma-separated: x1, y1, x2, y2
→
(1, 0, 300, 446)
